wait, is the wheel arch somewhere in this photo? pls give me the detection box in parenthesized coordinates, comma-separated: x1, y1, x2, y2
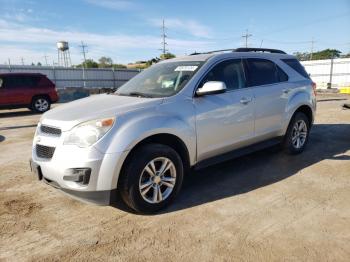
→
(293, 105, 313, 126)
(118, 133, 191, 186)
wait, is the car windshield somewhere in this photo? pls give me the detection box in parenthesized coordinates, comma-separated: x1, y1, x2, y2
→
(115, 61, 203, 98)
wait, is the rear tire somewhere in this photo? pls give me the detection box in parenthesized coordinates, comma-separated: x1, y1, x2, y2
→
(119, 143, 184, 214)
(31, 96, 51, 113)
(283, 112, 310, 154)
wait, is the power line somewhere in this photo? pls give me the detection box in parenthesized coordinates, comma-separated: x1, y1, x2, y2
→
(159, 19, 168, 57)
(242, 29, 252, 48)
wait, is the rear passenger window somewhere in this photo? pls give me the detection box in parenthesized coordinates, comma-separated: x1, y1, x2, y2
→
(3, 76, 39, 88)
(244, 58, 278, 87)
(200, 59, 245, 90)
(281, 59, 310, 79)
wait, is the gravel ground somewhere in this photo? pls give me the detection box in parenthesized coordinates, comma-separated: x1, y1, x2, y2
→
(1, 94, 350, 261)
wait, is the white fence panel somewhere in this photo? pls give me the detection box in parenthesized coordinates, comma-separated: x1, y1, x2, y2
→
(301, 58, 350, 89)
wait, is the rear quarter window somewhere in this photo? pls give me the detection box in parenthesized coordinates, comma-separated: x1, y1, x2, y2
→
(281, 59, 310, 79)
(276, 65, 288, 82)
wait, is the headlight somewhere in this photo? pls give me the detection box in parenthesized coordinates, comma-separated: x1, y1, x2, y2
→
(64, 117, 115, 148)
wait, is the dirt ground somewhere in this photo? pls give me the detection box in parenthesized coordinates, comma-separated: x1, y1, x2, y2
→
(1, 93, 350, 261)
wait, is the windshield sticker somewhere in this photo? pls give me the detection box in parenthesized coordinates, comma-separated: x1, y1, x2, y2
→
(175, 66, 198, 72)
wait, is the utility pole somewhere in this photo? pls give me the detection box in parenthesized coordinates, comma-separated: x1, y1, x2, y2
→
(242, 29, 252, 48)
(43, 54, 49, 66)
(79, 41, 88, 65)
(79, 41, 88, 88)
(328, 54, 335, 89)
(159, 19, 168, 58)
(7, 58, 11, 71)
(310, 37, 315, 60)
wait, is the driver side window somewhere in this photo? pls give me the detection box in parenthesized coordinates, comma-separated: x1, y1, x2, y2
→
(200, 59, 246, 90)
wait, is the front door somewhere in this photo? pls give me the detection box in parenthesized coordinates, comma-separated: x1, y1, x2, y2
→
(194, 59, 255, 162)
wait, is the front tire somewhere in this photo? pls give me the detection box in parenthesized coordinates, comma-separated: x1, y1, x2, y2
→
(31, 96, 51, 113)
(283, 112, 310, 154)
(119, 143, 184, 214)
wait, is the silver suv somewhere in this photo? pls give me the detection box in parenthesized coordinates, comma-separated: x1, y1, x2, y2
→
(30, 48, 316, 213)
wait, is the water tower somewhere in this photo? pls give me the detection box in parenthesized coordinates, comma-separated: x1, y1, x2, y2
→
(57, 41, 72, 67)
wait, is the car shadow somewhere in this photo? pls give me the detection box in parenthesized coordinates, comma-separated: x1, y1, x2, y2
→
(166, 123, 350, 213)
(0, 109, 37, 118)
(113, 123, 350, 214)
(0, 124, 37, 131)
(0, 135, 5, 142)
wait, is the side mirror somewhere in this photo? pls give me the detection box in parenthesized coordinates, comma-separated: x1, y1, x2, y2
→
(196, 81, 227, 96)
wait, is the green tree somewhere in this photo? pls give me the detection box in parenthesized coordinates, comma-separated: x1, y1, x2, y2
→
(311, 49, 341, 60)
(37, 62, 42, 66)
(98, 56, 113, 68)
(76, 59, 99, 68)
(160, 53, 176, 60)
(293, 52, 309, 61)
(112, 64, 127, 69)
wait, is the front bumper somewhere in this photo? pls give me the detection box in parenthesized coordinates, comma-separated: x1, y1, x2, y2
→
(31, 143, 129, 205)
(30, 159, 114, 205)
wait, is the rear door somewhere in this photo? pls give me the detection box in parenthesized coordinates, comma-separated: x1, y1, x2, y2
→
(0, 77, 7, 105)
(244, 58, 290, 140)
(194, 59, 255, 162)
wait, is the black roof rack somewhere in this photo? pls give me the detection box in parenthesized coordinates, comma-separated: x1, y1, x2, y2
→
(189, 47, 286, 56)
(189, 49, 236, 55)
(235, 48, 286, 54)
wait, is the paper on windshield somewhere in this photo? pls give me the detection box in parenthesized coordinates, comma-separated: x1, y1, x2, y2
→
(174, 66, 198, 72)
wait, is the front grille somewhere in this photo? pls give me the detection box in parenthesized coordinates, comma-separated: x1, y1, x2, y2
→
(36, 144, 55, 159)
(40, 125, 61, 136)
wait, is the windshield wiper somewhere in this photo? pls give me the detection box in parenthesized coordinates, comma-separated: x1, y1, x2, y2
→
(124, 92, 154, 98)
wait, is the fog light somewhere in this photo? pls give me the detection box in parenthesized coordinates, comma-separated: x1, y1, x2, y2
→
(63, 168, 91, 185)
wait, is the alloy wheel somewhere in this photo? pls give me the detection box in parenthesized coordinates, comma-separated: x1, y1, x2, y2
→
(35, 98, 49, 112)
(139, 157, 177, 204)
(291, 120, 308, 149)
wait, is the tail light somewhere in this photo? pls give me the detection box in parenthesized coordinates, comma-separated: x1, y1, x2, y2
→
(312, 82, 317, 96)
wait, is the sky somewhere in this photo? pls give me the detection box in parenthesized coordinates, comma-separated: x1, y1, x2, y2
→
(0, 0, 349, 66)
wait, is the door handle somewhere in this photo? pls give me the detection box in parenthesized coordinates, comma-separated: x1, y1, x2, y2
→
(240, 97, 252, 104)
(283, 88, 291, 94)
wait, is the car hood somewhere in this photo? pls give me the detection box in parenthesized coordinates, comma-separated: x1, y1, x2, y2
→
(41, 94, 163, 131)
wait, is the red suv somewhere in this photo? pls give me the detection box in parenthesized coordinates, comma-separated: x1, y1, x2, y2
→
(0, 73, 58, 113)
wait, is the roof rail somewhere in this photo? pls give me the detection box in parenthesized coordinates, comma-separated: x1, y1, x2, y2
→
(189, 47, 287, 56)
(235, 48, 286, 54)
(189, 49, 236, 55)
